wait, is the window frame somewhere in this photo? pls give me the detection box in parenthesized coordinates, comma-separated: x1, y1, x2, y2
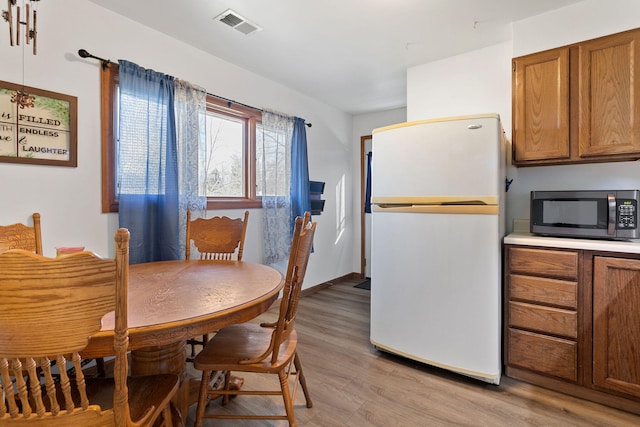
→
(204, 96, 262, 209)
(100, 65, 263, 213)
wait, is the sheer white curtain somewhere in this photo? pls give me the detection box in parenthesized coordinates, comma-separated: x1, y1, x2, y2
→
(174, 78, 207, 258)
(259, 110, 294, 266)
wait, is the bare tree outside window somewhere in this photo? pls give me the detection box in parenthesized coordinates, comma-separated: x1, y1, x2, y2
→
(257, 124, 289, 197)
(204, 113, 244, 197)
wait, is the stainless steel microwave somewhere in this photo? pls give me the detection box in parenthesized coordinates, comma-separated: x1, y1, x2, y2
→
(530, 190, 640, 240)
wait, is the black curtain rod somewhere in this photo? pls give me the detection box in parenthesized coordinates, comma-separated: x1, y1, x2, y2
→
(78, 48, 312, 128)
(78, 49, 115, 70)
(213, 94, 312, 127)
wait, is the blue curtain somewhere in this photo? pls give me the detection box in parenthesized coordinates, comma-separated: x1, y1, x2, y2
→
(117, 60, 180, 264)
(290, 117, 311, 229)
(365, 151, 372, 213)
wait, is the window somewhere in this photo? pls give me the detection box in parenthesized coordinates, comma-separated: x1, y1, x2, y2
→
(204, 112, 244, 197)
(101, 65, 265, 212)
(202, 97, 262, 209)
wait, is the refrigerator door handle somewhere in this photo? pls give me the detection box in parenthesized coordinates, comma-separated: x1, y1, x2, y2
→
(372, 196, 499, 205)
(373, 204, 499, 215)
(441, 200, 487, 205)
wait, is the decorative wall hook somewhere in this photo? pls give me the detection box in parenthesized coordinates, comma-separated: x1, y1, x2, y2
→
(505, 177, 513, 192)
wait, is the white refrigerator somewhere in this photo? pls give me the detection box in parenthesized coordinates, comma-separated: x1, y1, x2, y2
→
(370, 114, 506, 385)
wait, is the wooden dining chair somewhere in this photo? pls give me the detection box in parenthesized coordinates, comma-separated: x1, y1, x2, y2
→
(0, 228, 180, 427)
(193, 212, 316, 427)
(0, 213, 42, 255)
(185, 210, 249, 261)
(185, 210, 250, 360)
(0, 213, 107, 378)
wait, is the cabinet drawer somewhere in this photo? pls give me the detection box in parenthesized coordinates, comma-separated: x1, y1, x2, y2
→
(509, 274, 577, 309)
(509, 247, 578, 280)
(508, 328, 577, 382)
(509, 301, 577, 338)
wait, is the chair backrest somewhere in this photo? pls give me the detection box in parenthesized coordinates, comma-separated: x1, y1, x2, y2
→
(0, 228, 139, 426)
(0, 213, 42, 255)
(244, 212, 316, 365)
(186, 210, 249, 260)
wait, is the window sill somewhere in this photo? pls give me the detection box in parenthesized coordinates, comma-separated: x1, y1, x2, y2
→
(103, 199, 263, 213)
(206, 199, 263, 210)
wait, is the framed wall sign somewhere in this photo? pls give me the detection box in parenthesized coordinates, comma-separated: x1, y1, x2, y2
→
(0, 80, 78, 167)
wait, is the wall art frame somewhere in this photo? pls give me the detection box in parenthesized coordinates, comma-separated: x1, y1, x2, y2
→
(0, 80, 78, 167)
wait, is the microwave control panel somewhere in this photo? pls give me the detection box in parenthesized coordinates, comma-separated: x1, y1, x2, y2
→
(617, 200, 637, 229)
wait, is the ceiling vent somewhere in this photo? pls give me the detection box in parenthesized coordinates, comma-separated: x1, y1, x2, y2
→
(214, 9, 262, 35)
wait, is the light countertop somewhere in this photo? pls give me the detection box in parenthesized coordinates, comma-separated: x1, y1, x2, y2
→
(504, 232, 640, 254)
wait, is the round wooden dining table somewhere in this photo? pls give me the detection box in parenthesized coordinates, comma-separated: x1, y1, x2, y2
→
(81, 259, 284, 420)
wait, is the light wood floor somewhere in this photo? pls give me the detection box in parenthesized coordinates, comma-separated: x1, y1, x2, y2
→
(185, 278, 640, 426)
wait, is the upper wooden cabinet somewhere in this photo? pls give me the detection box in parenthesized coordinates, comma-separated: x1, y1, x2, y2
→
(512, 28, 640, 166)
(578, 31, 640, 158)
(513, 47, 570, 163)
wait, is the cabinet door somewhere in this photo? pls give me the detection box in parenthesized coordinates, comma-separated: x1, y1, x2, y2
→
(578, 31, 640, 158)
(593, 256, 640, 397)
(513, 47, 570, 163)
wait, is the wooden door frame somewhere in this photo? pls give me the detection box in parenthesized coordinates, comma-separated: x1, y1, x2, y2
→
(360, 135, 372, 279)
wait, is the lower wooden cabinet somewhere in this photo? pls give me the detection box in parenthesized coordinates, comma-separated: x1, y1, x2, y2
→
(593, 256, 640, 398)
(506, 246, 579, 382)
(508, 328, 577, 382)
(505, 244, 640, 414)
(509, 301, 577, 339)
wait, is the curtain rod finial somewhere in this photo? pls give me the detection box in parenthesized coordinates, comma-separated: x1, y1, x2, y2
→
(78, 48, 112, 70)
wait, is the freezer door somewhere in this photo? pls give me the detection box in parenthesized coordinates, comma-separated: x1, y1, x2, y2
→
(371, 115, 503, 200)
(370, 210, 502, 384)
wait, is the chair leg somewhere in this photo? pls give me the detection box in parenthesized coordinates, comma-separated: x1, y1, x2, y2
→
(96, 357, 106, 377)
(160, 402, 176, 427)
(189, 340, 197, 359)
(168, 401, 183, 427)
(188, 334, 209, 361)
(294, 352, 313, 408)
(194, 370, 211, 427)
(278, 369, 297, 427)
(222, 370, 231, 405)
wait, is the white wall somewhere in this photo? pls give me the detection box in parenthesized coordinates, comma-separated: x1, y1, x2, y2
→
(407, 0, 640, 232)
(512, 0, 640, 56)
(0, 0, 353, 289)
(407, 41, 513, 131)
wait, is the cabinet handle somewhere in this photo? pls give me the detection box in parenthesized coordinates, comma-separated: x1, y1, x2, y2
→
(607, 193, 616, 235)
